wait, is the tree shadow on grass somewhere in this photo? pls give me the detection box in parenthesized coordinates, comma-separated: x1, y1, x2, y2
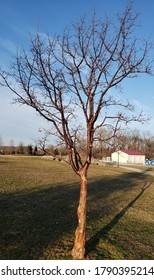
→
(0, 171, 152, 259)
(0, 183, 80, 259)
(85, 181, 152, 256)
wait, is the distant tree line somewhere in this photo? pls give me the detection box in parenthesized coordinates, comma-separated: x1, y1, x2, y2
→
(0, 129, 154, 159)
(45, 128, 153, 160)
(92, 128, 154, 159)
(0, 141, 38, 156)
(0, 135, 68, 157)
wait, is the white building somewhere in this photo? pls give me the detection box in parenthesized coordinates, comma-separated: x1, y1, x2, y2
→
(111, 150, 145, 165)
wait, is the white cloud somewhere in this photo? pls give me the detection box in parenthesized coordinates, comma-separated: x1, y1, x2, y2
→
(9, 24, 29, 39)
(131, 99, 150, 113)
(0, 38, 17, 55)
(0, 88, 52, 146)
(150, 93, 154, 101)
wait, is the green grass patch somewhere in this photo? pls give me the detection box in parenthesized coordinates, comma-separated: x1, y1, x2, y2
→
(0, 156, 154, 259)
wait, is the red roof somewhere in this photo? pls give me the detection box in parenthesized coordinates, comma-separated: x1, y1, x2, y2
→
(121, 150, 145, 156)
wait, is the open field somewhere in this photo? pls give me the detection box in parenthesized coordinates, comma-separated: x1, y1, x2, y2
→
(122, 164, 154, 171)
(0, 156, 154, 260)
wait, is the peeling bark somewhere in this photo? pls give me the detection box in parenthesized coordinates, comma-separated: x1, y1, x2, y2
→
(72, 169, 87, 259)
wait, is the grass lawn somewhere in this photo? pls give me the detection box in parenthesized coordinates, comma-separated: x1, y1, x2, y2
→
(0, 155, 154, 260)
(122, 164, 154, 171)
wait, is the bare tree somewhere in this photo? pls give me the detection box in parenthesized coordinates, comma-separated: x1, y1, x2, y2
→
(143, 131, 154, 158)
(7, 139, 15, 154)
(0, 3, 152, 259)
(94, 127, 117, 158)
(0, 135, 3, 154)
(0, 135, 3, 146)
(35, 129, 50, 155)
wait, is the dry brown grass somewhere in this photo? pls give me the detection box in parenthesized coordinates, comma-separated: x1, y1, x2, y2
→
(0, 156, 154, 259)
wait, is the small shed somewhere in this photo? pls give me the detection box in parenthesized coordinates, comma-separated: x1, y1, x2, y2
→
(111, 150, 145, 165)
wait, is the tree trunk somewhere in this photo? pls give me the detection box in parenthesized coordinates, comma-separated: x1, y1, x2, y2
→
(72, 169, 87, 259)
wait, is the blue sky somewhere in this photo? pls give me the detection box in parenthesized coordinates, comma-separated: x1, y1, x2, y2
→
(0, 0, 154, 146)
